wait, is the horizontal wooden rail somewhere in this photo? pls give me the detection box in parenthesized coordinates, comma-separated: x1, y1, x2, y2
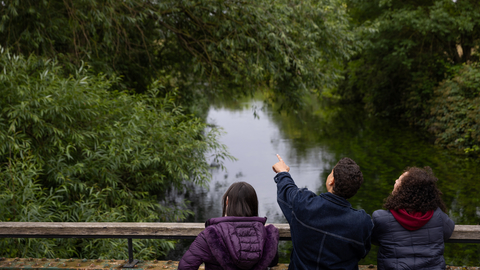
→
(0, 223, 479, 243)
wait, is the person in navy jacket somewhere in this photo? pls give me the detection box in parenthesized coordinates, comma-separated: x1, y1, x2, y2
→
(272, 155, 373, 270)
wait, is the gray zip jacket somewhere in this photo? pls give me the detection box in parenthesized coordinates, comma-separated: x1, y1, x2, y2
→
(372, 207, 455, 270)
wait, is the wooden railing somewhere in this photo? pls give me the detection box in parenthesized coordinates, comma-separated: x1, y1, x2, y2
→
(0, 222, 479, 242)
(0, 223, 479, 267)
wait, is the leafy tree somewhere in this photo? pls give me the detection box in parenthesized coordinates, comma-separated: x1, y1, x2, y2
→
(428, 64, 480, 156)
(0, 0, 357, 259)
(0, 47, 230, 258)
(0, 0, 354, 110)
(341, 0, 480, 120)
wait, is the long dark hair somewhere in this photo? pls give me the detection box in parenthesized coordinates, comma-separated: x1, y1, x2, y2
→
(222, 182, 258, 217)
(383, 167, 447, 213)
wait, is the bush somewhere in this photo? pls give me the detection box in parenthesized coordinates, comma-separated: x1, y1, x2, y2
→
(428, 64, 480, 156)
(0, 48, 230, 258)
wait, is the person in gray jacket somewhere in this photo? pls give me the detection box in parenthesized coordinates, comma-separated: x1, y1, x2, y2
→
(372, 167, 455, 270)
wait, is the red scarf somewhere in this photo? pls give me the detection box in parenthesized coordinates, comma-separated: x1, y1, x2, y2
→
(390, 209, 434, 231)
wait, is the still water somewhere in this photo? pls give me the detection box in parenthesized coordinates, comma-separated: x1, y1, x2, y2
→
(173, 100, 480, 265)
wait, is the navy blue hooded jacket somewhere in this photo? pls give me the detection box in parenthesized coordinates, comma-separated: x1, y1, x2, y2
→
(275, 172, 374, 270)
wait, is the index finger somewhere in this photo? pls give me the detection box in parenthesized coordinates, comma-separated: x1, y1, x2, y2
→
(276, 154, 283, 161)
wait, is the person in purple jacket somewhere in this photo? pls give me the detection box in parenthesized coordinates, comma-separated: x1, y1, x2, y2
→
(178, 181, 279, 270)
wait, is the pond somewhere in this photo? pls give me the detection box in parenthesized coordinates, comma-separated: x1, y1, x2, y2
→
(167, 99, 480, 266)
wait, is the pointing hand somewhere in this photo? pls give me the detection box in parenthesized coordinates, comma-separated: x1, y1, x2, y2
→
(272, 154, 290, 173)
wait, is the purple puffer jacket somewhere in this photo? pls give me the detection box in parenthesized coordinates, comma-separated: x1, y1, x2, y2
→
(178, 216, 279, 270)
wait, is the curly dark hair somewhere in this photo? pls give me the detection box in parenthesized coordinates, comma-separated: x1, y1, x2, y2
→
(332, 157, 364, 199)
(383, 167, 447, 213)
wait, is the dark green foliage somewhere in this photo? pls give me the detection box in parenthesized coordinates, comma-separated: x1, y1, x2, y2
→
(0, 0, 353, 109)
(0, 0, 161, 91)
(339, 0, 480, 158)
(0, 0, 356, 259)
(342, 0, 480, 120)
(428, 64, 480, 156)
(0, 48, 231, 258)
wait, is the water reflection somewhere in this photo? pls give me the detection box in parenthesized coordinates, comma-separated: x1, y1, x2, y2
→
(183, 101, 333, 223)
(172, 99, 480, 265)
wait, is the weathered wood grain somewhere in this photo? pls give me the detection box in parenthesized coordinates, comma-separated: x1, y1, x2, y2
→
(449, 225, 480, 240)
(0, 222, 478, 242)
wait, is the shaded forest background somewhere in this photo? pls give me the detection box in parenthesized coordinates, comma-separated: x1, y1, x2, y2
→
(0, 0, 479, 259)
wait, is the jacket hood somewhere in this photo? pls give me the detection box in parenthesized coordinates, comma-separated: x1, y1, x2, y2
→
(203, 216, 278, 270)
(390, 209, 434, 231)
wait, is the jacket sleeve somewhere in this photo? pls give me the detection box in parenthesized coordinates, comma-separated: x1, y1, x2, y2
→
(253, 224, 279, 270)
(268, 252, 279, 267)
(267, 224, 279, 267)
(371, 210, 382, 246)
(275, 172, 325, 223)
(274, 172, 302, 223)
(441, 210, 455, 240)
(363, 230, 372, 258)
(178, 231, 212, 270)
